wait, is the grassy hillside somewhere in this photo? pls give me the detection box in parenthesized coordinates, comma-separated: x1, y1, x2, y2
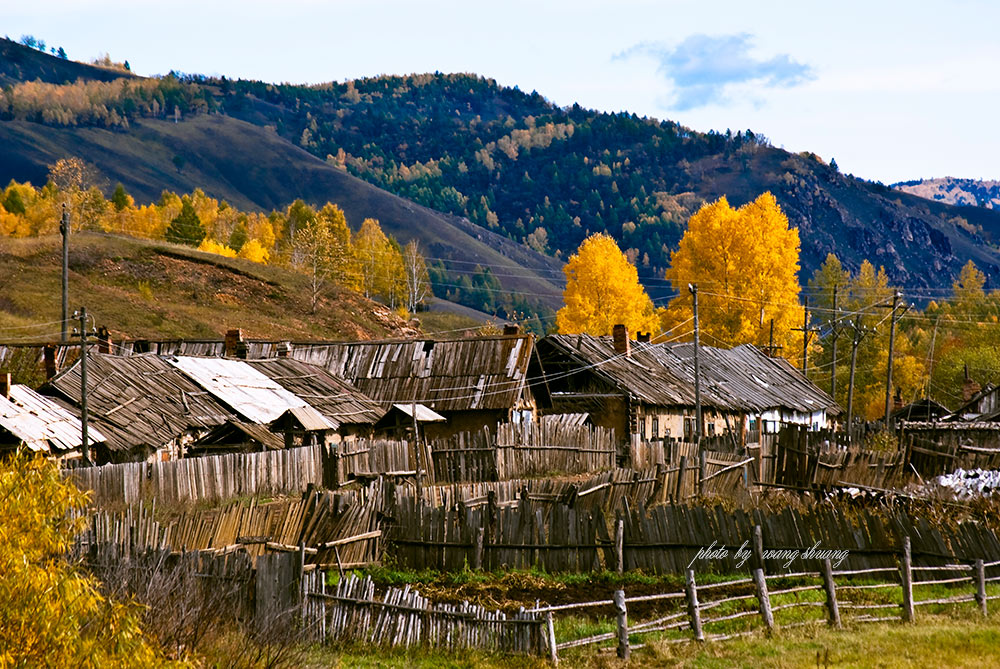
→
(0, 233, 417, 343)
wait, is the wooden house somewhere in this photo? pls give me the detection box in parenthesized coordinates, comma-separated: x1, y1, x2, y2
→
(0, 377, 106, 463)
(287, 334, 537, 439)
(531, 331, 838, 445)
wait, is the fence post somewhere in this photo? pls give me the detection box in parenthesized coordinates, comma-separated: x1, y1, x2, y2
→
(685, 569, 704, 641)
(615, 517, 625, 574)
(473, 526, 485, 571)
(613, 589, 630, 660)
(753, 524, 765, 573)
(675, 455, 688, 502)
(546, 610, 559, 665)
(299, 540, 307, 625)
(900, 536, 914, 623)
(975, 559, 987, 618)
(821, 559, 841, 628)
(753, 568, 774, 633)
(698, 449, 707, 496)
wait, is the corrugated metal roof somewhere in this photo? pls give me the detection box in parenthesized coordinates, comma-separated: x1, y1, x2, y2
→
(539, 335, 838, 414)
(167, 356, 307, 424)
(287, 335, 534, 412)
(0, 385, 105, 452)
(245, 358, 384, 426)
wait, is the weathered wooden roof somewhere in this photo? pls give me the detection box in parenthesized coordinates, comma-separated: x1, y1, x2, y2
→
(245, 358, 384, 427)
(538, 335, 838, 415)
(270, 406, 337, 432)
(287, 335, 535, 412)
(0, 384, 105, 453)
(44, 354, 235, 453)
(190, 420, 286, 451)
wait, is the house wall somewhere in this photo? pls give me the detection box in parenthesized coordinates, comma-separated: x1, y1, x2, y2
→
(423, 409, 509, 441)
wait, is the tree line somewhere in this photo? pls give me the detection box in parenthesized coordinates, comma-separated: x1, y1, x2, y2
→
(558, 192, 1000, 420)
(0, 159, 431, 316)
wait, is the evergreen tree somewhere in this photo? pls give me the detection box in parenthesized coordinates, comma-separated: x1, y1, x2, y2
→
(165, 197, 205, 246)
(111, 183, 130, 212)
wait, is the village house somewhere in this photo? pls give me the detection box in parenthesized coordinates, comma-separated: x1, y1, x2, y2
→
(0, 373, 106, 463)
(38, 351, 384, 464)
(530, 327, 838, 446)
(285, 333, 537, 440)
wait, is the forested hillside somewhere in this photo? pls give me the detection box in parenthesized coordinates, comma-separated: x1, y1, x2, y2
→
(4, 37, 1000, 304)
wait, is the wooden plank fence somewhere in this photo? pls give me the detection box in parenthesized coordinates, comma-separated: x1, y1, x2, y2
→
(65, 444, 324, 506)
(77, 483, 385, 568)
(389, 497, 1000, 575)
(301, 573, 544, 654)
(431, 424, 617, 484)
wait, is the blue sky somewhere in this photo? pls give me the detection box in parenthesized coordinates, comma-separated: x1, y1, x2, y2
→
(6, 0, 999, 184)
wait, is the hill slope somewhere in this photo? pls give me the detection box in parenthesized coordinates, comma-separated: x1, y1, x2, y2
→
(4, 38, 1000, 297)
(0, 233, 417, 343)
(895, 177, 1000, 210)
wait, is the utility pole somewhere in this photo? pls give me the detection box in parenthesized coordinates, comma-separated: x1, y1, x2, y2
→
(689, 283, 703, 444)
(883, 291, 911, 429)
(792, 296, 821, 375)
(925, 316, 940, 402)
(61, 204, 70, 343)
(846, 316, 872, 437)
(829, 287, 841, 400)
(74, 307, 91, 465)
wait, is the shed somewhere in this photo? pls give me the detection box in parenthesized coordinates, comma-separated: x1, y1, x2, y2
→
(0, 384, 106, 461)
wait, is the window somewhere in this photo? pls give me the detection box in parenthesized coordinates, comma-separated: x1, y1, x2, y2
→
(638, 415, 646, 439)
(707, 422, 715, 436)
(651, 416, 659, 439)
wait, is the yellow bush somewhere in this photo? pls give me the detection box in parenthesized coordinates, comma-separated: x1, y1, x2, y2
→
(237, 238, 269, 264)
(0, 453, 172, 666)
(197, 238, 238, 258)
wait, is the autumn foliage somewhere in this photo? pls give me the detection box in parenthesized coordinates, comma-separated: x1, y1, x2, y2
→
(662, 193, 803, 356)
(0, 453, 169, 666)
(557, 233, 659, 337)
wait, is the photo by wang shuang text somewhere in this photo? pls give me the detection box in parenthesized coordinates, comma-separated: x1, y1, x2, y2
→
(688, 540, 850, 570)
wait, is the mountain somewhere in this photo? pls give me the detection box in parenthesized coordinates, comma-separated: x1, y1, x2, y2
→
(894, 177, 1000, 210)
(4, 37, 1000, 302)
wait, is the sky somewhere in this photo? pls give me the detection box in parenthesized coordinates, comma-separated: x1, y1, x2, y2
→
(6, 0, 999, 184)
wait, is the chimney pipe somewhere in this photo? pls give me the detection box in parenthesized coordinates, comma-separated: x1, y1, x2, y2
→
(44, 344, 59, 380)
(503, 324, 520, 336)
(612, 324, 630, 358)
(0, 372, 10, 400)
(97, 326, 112, 354)
(225, 328, 244, 357)
(637, 332, 651, 343)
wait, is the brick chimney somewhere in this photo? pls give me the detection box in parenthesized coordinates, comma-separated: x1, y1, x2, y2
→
(503, 324, 520, 336)
(235, 340, 249, 360)
(225, 328, 244, 357)
(893, 388, 903, 411)
(97, 326, 112, 354)
(963, 364, 981, 402)
(0, 372, 10, 400)
(637, 332, 651, 343)
(276, 341, 293, 358)
(612, 324, 630, 358)
(43, 344, 58, 380)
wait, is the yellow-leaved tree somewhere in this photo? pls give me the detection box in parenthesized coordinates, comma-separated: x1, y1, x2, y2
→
(661, 193, 803, 357)
(556, 232, 660, 336)
(0, 453, 167, 666)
